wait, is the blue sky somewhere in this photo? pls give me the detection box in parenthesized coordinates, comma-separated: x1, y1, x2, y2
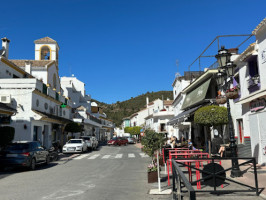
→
(1, 0, 265, 103)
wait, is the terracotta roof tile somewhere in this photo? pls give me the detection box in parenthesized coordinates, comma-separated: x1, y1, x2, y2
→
(10, 60, 54, 67)
(164, 100, 173, 105)
(34, 37, 57, 44)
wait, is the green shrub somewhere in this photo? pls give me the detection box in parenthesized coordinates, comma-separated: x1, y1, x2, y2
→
(194, 105, 228, 126)
(141, 130, 166, 160)
(65, 122, 82, 133)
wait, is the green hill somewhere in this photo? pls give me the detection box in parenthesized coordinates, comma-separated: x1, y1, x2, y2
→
(92, 91, 173, 126)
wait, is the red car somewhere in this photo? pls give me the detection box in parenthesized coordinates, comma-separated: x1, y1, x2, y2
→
(108, 137, 128, 146)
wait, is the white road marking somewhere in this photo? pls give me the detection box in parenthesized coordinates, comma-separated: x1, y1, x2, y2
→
(102, 155, 111, 159)
(128, 153, 135, 158)
(74, 154, 90, 160)
(139, 153, 149, 158)
(88, 154, 100, 159)
(115, 154, 123, 158)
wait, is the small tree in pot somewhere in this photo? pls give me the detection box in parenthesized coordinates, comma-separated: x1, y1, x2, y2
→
(141, 129, 166, 183)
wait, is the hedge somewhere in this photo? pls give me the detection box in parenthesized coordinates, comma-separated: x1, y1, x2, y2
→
(194, 105, 228, 126)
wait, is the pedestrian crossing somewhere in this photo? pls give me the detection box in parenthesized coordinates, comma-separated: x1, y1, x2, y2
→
(72, 153, 149, 160)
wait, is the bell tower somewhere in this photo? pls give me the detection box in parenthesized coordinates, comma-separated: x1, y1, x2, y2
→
(34, 37, 59, 61)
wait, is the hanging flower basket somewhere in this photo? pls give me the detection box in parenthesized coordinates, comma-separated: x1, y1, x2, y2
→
(216, 95, 227, 104)
(226, 86, 239, 99)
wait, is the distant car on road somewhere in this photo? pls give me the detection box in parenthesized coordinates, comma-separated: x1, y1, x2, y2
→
(80, 136, 98, 150)
(127, 137, 136, 144)
(0, 141, 50, 170)
(62, 139, 87, 153)
(107, 137, 128, 146)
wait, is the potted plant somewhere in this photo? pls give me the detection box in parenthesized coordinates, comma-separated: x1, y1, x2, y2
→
(147, 162, 159, 183)
(225, 86, 239, 99)
(141, 130, 166, 183)
(216, 95, 227, 104)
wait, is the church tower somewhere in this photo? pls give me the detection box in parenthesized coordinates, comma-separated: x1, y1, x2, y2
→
(34, 37, 59, 62)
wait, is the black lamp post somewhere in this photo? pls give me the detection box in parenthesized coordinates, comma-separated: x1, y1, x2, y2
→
(215, 46, 242, 177)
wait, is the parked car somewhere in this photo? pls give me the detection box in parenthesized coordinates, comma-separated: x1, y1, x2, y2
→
(62, 139, 87, 153)
(0, 141, 50, 170)
(80, 136, 98, 150)
(107, 137, 128, 146)
(127, 137, 136, 144)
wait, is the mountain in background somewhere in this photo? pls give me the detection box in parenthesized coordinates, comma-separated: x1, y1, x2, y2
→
(92, 91, 173, 126)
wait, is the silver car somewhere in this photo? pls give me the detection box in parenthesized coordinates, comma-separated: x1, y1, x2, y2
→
(127, 137, 136, 144)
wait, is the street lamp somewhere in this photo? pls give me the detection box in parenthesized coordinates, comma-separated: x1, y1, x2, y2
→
(215, 46, 242, 178)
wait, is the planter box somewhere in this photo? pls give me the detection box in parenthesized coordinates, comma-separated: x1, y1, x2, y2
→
(148, 171, 158, 183)
(226, 91, 239, 99)
(216, 97, 227, 104)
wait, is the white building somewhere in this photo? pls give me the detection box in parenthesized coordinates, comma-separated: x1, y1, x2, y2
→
(61, 76, 114, 141)
(235, 18, 266, 164)
(0, 37, 72, 148)
(145, 99, 174, 137)
(168, 71, 203, 139)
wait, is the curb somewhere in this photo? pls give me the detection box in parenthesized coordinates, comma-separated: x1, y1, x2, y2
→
(260, 193, 266, 199)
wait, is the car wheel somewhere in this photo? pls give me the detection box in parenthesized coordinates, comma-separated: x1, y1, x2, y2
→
(30, 158, 36, 170)
(45, 155, 50, 165)
(125, 143, 127, 146)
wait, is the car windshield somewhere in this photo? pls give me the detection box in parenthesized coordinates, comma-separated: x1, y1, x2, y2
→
(5, 143, 30, 151)
(111, 138, 117, 140)
(68, 140, 82, 144)
(81, 137, 90, 140)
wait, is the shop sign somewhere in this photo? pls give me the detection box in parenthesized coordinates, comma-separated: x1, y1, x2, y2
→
(250, 98, 266, 112)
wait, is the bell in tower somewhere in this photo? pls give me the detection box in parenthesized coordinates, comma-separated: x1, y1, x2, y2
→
(34, 37, 59, 61)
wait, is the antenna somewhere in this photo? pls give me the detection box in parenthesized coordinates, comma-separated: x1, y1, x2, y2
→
(175, 59, 181, 78)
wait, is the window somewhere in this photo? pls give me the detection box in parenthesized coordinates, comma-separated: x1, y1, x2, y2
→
(36, 99, 39, 107)
(248, 56, 259, 77)
(40, 46, 50, 60)
(44, 103, 48, 110)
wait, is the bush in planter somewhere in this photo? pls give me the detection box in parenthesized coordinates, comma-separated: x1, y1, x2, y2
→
(194, 105, 228, 126)
(141, 130, 166, 161)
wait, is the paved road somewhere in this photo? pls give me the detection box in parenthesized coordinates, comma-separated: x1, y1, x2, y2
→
(0, 144, 171, 200)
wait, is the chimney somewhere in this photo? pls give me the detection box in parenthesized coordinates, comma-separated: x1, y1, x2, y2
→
(146, 97, 149, 108)
(228, 48, 238, 54)
(1, 37, 10, 59)
(25, 60, 32, 74)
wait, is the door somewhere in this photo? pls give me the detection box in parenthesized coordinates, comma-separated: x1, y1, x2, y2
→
(257, 112, 266, 164)
(249, 114, 260, 163)
(237, 119, 244, 144)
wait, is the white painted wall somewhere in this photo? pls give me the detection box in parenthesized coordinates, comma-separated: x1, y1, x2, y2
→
(0, 58, 24, 78)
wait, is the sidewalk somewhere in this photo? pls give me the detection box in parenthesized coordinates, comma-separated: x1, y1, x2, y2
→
(222, 159, 266, 199)
(134, 143, 266, 199)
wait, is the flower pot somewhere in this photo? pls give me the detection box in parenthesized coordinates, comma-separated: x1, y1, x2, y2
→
(216, 97, 226, 104)
(148, 171, 158, 183)
(226, 91, 238, 99)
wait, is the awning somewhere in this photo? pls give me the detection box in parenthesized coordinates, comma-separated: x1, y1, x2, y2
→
(181, 78, 211, 110)
(237, 89, 266, 104)
(168, 106, 201, 125)
(0, 103, 16, 116)
(33, 109, 72, 124)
